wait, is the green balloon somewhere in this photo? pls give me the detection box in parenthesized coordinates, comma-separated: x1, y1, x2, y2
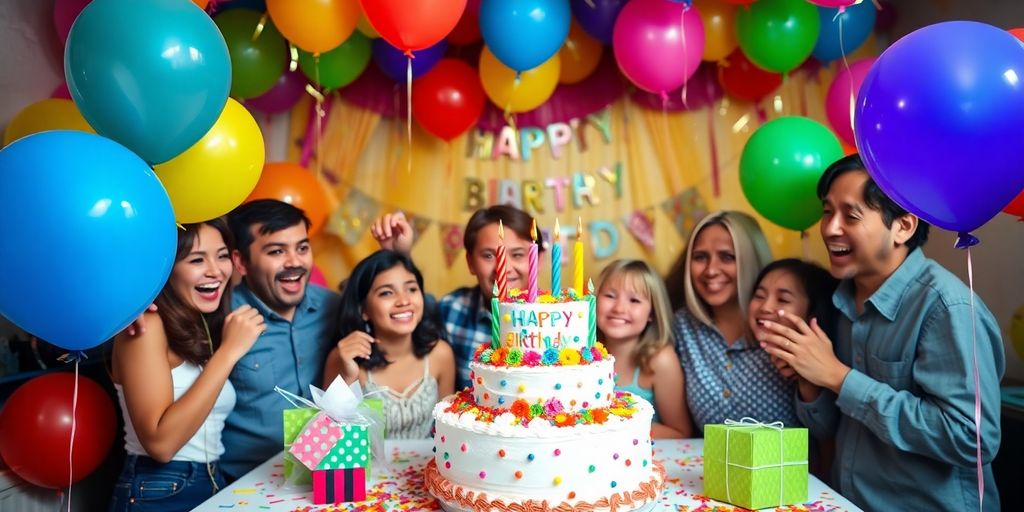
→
(736, 0, 820, 73)
(298, 32, 371, 90)
(740, 116, 843, 231)
(215, 9, 287, 99)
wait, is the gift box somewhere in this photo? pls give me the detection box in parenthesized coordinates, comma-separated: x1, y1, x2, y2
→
(282, 399, 383, 481)
(703, 419, 808, 510)
(313, 468, 366, 503)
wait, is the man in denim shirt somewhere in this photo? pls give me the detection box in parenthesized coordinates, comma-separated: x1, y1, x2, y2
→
(221, 200, 340, 480)
(757, 155, 1003, 511)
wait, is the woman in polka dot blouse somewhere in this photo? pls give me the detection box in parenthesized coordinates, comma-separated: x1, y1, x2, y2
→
(669, 211, 800, 433)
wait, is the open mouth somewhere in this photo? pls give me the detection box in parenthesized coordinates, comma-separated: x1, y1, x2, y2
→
(827, 244, 852, 257)
(195, 282, 221, 300)
(277, 269, 306, 293)
(390, 311, 415, 323)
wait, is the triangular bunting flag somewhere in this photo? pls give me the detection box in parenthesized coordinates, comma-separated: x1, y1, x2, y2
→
(326, 189, 379, 245)
(403, 213, 433, 250)
(661, 187, 708, 241)
(439, 222, 465, 268)
(622, 208, 656, 251)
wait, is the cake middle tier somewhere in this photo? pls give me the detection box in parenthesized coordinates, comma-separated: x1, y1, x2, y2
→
(469, 358, 616, 411)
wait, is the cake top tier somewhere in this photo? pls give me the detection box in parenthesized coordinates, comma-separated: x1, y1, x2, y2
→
(491, 287, 596, 355)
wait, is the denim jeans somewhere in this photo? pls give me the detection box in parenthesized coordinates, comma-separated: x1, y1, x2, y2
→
(109, 454, 226, 512)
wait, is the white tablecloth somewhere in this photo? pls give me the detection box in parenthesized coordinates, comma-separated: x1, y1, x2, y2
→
(194, 439, 862, 511)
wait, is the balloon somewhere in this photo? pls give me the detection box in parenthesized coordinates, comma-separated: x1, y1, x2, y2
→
(480, 0, 570, 72)
(570, 0, 628, 44)
(722, 0, 755, 4)
(310, 265, 329, 287)
(154, 99, 265, 224)
(245, 69, 308, 114)
(808, 0, 860, 8)
(447, 8, 481, 46)
(51, 82, 72, 100)
(479, 46, 560, 113)
(359, 0, 467, 53)
(53, 0, 91, 45)
(873, 0, 898, 33)
(1011, 28, 1024, 41)
(0, 373, 116, 489)
(356, 15, 380, 39)
(1004, 190, 1024, 219)
(855, 21, 1024, 234)
(736, 0, 820, 73)
(613, 0, 705, 93)
(298, 32, 372, 89)
(825, 57, 874, 146)
(696, 0, 738, 62)
(718, 48, 783, 102)
(372, 39, 447, 83)
(265, 0, 359, 54)
(811, 2, 877, 63)
(0, 131, 176, 351)
(215, 9, 288, 99)
(3, 99, 94, 146)
(193, 0, 210, 8)
(631, 61, 724, 111)
(65, 0, 231, 164)
(558, 21, 604, 84)
(740, 116, 843, 231)
(413, 59, 486, 141)
(246, 162, 331, 236)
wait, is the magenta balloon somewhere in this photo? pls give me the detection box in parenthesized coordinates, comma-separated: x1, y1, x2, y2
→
(808, 0, 859, 7)
(51, 82, 72, 100)
(825, 58, 875, 146)
(612, 0, 705, 93)
(244, 69, 307, 114)
(54, 0, 92, 45)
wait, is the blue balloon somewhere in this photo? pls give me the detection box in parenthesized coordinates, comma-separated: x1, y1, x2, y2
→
(65, 0, 231, 164)
(811, 2, 877, 63)
(855, 21, 1024, 234)
(0, 131, 177, 351)
(480, 0, 570, 72)
(372, 39, 448, 83)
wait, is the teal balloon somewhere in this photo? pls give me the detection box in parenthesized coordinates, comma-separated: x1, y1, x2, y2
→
(736, 0, 820, 73)
(215, 9, 288, 99)
(65, 0, 231, 164)
(740, 116, 843, 231)
(0, 131, 176, 352)
(298, 32, 372, 90)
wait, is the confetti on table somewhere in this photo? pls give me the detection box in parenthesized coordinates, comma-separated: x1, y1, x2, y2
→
(233, 488, 257, 494)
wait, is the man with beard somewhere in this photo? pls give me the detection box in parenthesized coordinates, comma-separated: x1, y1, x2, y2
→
(220, 199, 340, 480)
(756, 154, 1004, 511)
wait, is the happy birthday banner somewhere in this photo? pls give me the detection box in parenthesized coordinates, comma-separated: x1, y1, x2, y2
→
(465, 108, 614, 162)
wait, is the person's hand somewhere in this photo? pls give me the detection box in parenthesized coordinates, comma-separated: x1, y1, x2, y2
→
(124, 304, 158, 336)
(335, 331, 375, 383)
(220, 305, 265, 361)
(757, 311, 850, 394)
(370, 212, 414, 254)
(770, 354, 798, 380)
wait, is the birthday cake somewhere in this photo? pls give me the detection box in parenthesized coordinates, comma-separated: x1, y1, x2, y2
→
(425, 285, 666, 512)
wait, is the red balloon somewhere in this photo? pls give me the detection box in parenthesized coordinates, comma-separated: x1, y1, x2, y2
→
(0, 373, 116, 488)
(359, 0, 467, 52)
(718, 48, 782, 102)
(1010, 28, 1024, 42)
(447, 9, 481, 46)
(413, 59, 486, 141)
(1005, 189, 1024, 218)
(722, 0, 756, 4)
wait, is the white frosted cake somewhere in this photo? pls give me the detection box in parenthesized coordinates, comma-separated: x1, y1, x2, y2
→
(425, 288, 665, 511)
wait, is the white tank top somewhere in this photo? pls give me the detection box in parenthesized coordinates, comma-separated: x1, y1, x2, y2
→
(115, 361, 236, 463)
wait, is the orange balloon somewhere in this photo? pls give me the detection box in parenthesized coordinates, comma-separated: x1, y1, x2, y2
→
(695, 0, 738, 62)
(558, 21, 603, 84)
(480, 47, 560, 114)
(245, 162, 331, 236)
(192, 0, 210, 9)
(266, 0, 360, 54)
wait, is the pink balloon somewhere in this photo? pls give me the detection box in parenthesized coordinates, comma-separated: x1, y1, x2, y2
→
(244, 69, 308, 114)
(54, 0, 92, 45)
(825, 57, 875, 147)
(51, 82, 72, 100)
(309, 265, 329, 288)
(808, 0, 861, 7)
(612, 0, 704, 94)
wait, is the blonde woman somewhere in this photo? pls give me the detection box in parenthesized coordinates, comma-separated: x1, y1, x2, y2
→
(671, 211, 799, 431)
(596, 260, 692, 439)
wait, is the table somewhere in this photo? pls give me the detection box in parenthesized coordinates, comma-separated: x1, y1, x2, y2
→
(194, 439, 862, 512)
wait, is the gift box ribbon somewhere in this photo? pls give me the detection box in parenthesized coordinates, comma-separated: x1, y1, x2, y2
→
(723, 417, 805, 507)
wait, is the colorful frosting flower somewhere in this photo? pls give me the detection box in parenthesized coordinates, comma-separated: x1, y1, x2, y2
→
(505, 348, 523, 366)
(581, 347, 594, 363)
(554, 413, 576, 427)
(595, 342, 610, 358)
(490, 347, 508, 365)
(537, 294, 557, 304)
(544, 398, 564, 415)
(592, 409, 609, 423)
(589, 346, 603, 362)
(529, 403, 545, 418)
(609, 407, 635, 418)
(580, 410, 593, 423)
(510, 399, 530, 419)
(474, 343, 489, 358)
(558, 348, 581, 366)
(479, 348, 494, 363)
(542, 348, 560, 365)
(522, 350, 542, 367)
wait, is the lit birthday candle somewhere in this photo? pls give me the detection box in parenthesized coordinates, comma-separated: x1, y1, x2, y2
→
(573, 217, 584, 295)
(551, 219, 562, 296)
(527, 218, 539, 302)
(495, 220, 508, 300)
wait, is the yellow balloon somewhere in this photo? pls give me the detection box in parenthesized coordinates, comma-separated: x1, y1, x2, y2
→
(3, 99, 94, 146)
(558, 21, 604, 84)
(479, 47, 560, 114)
(154, 99, 265, 224)
(695, 0, 738, 62)
(356, 15, 380, 39)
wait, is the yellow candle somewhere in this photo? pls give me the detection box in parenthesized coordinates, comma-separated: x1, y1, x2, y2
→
(574, 217, 584, 295)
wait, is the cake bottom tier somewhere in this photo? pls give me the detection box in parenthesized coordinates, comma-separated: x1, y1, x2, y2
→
(425, 458, 665, 512)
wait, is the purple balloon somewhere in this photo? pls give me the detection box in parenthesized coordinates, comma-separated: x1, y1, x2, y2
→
(855, 21, 1024, 235)
(372, 39, 448, 83)
(571, 0, 628, 45)
(244, 68, 307, 114)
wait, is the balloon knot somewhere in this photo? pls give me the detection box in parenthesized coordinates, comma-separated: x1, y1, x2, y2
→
(58, 351, 89, 364)
(954, 232, 980, 250)
(404, 50, 415, 59)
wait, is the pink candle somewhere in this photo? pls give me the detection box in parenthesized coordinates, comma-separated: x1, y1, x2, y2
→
(527, 219, 539, 302)
(495, 220, 507, 300)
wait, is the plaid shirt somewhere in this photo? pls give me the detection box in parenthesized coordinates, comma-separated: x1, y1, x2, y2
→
(438, 286, 492, 390)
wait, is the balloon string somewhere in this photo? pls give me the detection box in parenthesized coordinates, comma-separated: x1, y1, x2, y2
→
(407, 57, 413, 175)
(838, 11, 856, 144)
(800, 230, 810, 260)
(67, 359, 80, 512)
(966, 248, 984, 511)
(680, 4, 689, 109)
(706, 107, 720, 197)
(314, 54, 324, 179)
